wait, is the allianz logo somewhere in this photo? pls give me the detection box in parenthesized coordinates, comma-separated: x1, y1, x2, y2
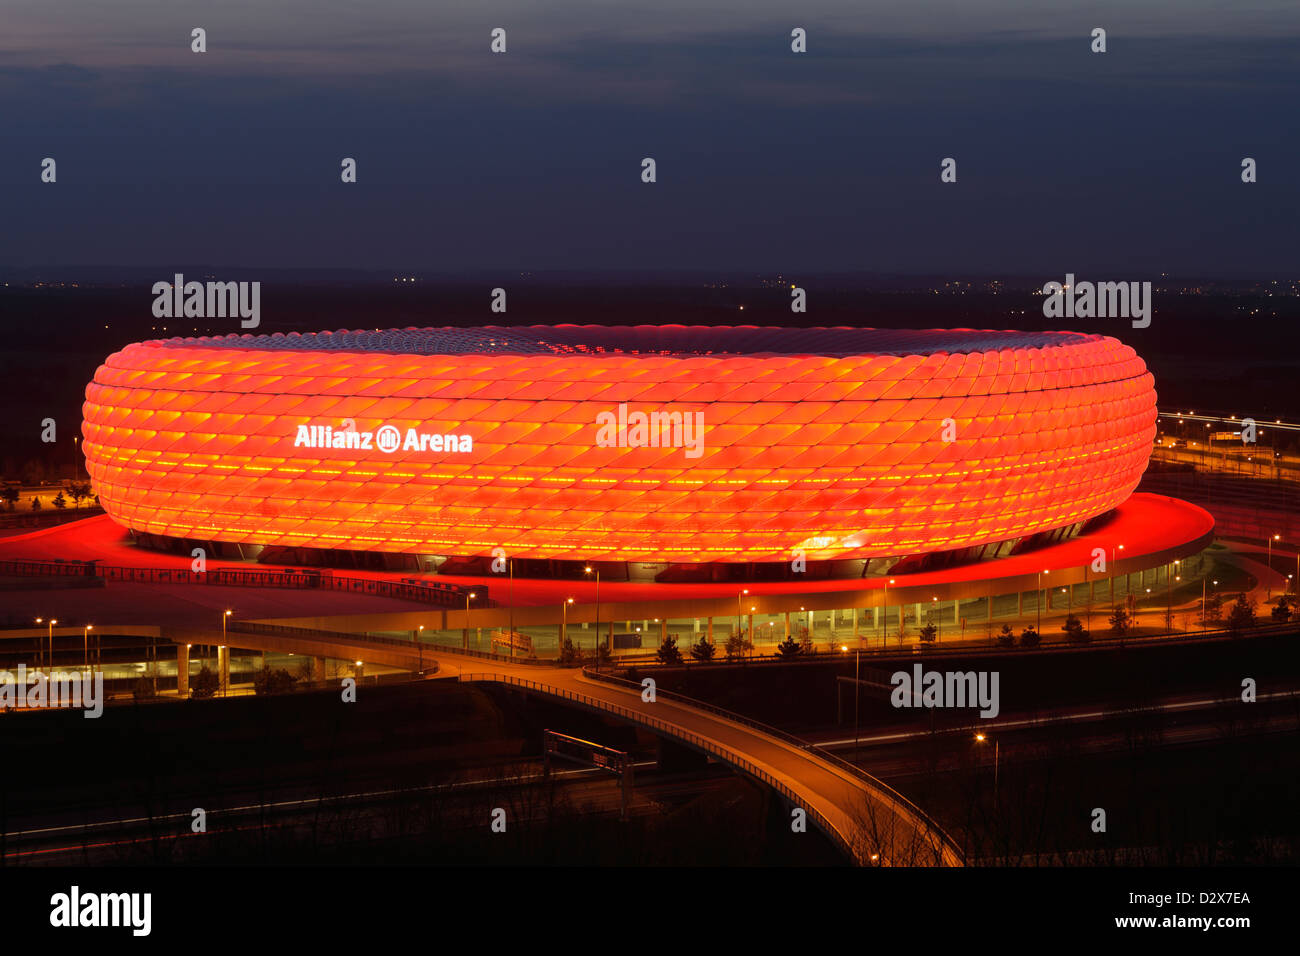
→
(294, 421, 473, 454)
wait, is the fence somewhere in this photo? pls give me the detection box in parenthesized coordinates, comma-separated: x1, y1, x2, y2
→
(0, 559, 487, 608)
(225, 620, 553, 665)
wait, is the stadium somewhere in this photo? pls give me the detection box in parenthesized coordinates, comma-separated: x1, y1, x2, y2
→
(81, 325, 1167, 579)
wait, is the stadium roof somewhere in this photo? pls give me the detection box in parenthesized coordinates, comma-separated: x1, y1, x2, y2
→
(159, 325, 1100, 358)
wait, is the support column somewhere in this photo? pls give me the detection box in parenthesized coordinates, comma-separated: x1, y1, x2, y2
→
(707, 617, 713, 644)
(914, 602, 922, 625)
(987, 595, 993, 621)
(953, 600, 960, 624)
(176, 644, 189, 698)
(784, 611, 791, 638)
(313, 656, 326, 682)
(852, 607, 859, 643)
(659, 619, 666, 643)
(1018, 591, 1024, 615)
(217, 645, 230, 696)
(873, 606, 880, 628)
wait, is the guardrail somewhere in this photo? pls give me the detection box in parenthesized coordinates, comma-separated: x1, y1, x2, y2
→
(0, 558, 488, 608)
(579, 667, 963, 866)
(457, 670, 872, 865)
(225, 621, 554, 665)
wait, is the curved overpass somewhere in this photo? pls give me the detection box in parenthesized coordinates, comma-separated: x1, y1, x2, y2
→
(446, 656, 962, 866)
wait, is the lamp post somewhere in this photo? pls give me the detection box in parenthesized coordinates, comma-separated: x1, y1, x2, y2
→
(585, 567, 601, 669)
(976, 732, 999, 810)
(881, 578, 894, 648)
(83, 624, 92, 672)
(1268, 534, 1280, 598)
(1109, 544, 1124, 606)
(561, 597, 574, 655)
(842, 645, 860, 763)
(737, 588, 749, 655)
(36, 617, 56, 676)
(464, 591, 476, 651)
(1036, 570, 1048, 634)
(417, 625, 425, 674)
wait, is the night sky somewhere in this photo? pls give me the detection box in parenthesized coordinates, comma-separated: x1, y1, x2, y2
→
(2, 0, 1297, 275)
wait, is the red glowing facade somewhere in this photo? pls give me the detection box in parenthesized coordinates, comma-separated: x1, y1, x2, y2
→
(81, 326, 1156, 563)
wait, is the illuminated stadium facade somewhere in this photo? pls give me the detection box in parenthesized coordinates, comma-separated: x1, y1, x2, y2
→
(82, 325, 1157, 575)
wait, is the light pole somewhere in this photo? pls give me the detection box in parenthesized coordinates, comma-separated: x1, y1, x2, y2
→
(561, 597, 574, 655)
(464, 591, 477, 651)
(737, 588, 749, 655)
(36, 617, 56, 675)
(1036, 569, 1047, 634)
(1109, 544, 1124, 606)
(1267, 534, 1280, 598)
(417, 625, 425, 674)
(976, 733, 999, 810)
(585, 567, 601, 668)
(83, 624, 92, 672)
(881, 578, 894, 648)
(842, 645, 860, 762)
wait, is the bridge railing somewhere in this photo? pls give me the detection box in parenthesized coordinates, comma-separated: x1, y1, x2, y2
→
(0, 559, 489, 608)
(224, 621, 553, 665)
(456, 671, 861, 864)
(580, 667, 964, 866)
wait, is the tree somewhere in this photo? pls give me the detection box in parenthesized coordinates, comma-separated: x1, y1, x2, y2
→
(1226, 593, 1257, 633)
(656, 635, 683, 665)
(51, 491, 66, 510)
(559, 635, 583, 664)
(775, 635, 802, 659)
(689, 636, 715, 662)
(254, 667, 299, 695)
(1270, 594, 1293, 623)
(0, 483, 18, 511)
(996, 623, 1016, 647)
(918, 622, 938, 643)
(724, 632, 752, 661)
(1062, 614, 1089, 642)
(1019, 626, 1040, 648)
(67, 481, 92, 508)
(1108, 607, 1131, 636)
(190, 666, 218, 699)
(30, 496, 41, 511)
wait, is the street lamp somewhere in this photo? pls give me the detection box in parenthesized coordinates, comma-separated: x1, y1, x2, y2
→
(464, 591, 477, 651)
(36, 617, 56, 675)
(561, 597, 574, 655)
(975, 732, 999, 810)
(737, 589, 750, 653)
(1109, 544, 1124, 606)
(1268, 534, 1280, 598)
(881, 578, 895, 648)
(1036, 570, 1048, 633)
(83, 624, 93, 672)
(585, 567, 602, 668)
(842, 644, 861, 762)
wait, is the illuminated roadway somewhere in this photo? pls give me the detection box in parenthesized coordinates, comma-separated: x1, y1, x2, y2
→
(427, 649, 963, 867)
